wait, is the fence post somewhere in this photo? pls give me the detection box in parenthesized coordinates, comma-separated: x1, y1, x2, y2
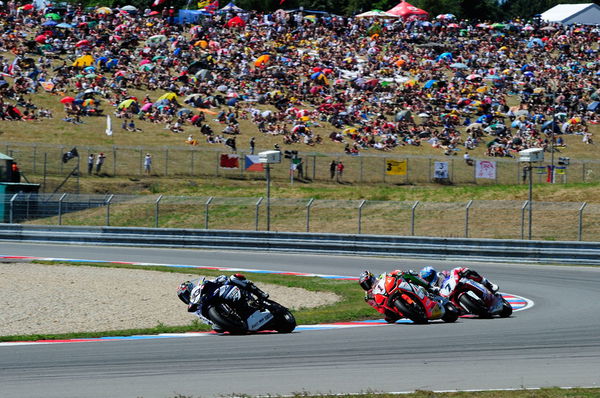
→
(155, 195, 163, 228)
(43, 152, 47, 193)
(112, 146, 117, 176)
(306, 198, 314, 232)
(204, 196, 213, 229)
(358, 200, 366, 234)
(9, 193, 18, 224)
(520, 200, 529, 240)
(465, 200, 473, 238)
(255, 197, 263, 231)
(578, 202, 587, 241)
(105, 194, 114, 226)
(165, 148, 169, 176)
(411, 201, 419, 236)
(58, 193, 67, 225)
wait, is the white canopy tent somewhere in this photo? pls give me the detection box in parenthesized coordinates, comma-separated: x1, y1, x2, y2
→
(540, 3, 600, 25)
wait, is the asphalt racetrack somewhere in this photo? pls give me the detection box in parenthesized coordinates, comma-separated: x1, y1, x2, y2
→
(1, 243, 600, 397)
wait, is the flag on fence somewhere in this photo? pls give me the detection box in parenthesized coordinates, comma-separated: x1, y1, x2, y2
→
(220, 153, 239, 169)
(433, 161, 448, 179)
(385, 159, 407, 175)
(555, 166, 566, 175)
(203, 0, 219, 12)
(197, 0, 210, 8)
(475, 160, 496, 179)
(244, 155, 264, 171)
(62, 147, 79, 163)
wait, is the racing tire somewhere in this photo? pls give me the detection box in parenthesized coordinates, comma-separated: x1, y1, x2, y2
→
(207, 303, 248, 334)
(499, 296, 513, 318)
(393, 296, 428, 324)
(265, 301, 296, 333)
(458, 293, 491, 318)
(441, 302, 460, 323)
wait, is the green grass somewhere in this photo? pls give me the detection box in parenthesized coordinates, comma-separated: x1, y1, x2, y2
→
(0, 260, 371, 342)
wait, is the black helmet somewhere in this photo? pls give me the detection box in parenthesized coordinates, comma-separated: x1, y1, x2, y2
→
(359, 270, 376, 291)
(177, 281, 194, 304)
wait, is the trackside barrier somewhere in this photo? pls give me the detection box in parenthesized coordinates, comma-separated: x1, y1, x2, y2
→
(1, 224, 600, 265)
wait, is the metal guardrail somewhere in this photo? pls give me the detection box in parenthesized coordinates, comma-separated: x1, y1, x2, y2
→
(1, 224, 599, 265)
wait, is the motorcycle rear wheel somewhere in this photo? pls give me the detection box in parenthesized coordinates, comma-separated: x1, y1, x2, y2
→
(458, 293, 491, 318)
(393, 297, 428, 324)
(208, 303, 248, 334)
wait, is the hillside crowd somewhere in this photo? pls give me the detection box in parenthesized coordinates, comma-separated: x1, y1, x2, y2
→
(0, 2, 598, 158)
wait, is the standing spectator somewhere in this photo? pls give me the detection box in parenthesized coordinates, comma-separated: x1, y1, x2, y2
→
(87, 153, 95, 175)
(96, 152, 106, 174)
(336, 161, 344, 182)
(249, 137, 255, 155)
(330, 160, 337, 179)
(144, 153, 152, 175)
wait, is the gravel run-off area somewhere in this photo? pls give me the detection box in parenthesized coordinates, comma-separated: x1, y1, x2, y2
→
(0, 262, 341, 336)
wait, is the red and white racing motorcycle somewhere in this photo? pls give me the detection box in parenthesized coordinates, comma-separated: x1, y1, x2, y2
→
(439, 275, 512, 318)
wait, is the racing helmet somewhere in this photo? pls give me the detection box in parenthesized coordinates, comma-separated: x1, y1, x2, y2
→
(177, 281, 194, 304)
(419, 266, 438, 285)
(359, 270, 376, 291)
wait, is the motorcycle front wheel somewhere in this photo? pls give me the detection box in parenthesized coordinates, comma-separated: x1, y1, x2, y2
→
(441, 302, 460, 323)
(208, 303, 248, 334)
(499, 296, 513, 318)
(393, 296, 428, 324)
(265, 301, 296, 333)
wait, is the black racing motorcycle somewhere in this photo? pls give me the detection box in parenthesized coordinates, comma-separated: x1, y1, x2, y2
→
(191, 282, 296, 334)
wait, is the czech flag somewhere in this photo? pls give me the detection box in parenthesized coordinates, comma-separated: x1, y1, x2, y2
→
(245, 155, 264, 172)
(220, 154, 239, 169)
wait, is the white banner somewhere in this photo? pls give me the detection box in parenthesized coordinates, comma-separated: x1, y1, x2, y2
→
(475, 160, 497, 179)
(433, 161, 448, 179)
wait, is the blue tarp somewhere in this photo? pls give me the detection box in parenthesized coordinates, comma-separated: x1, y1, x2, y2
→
(178, 10, 212, 24)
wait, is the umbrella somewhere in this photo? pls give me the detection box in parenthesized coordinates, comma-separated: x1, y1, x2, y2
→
(147, 35, 167, 44)
(139, 59, 151, 65)
(153, 99, 170, 107)
(60, 97, 75, 104)
(466, 74, 482, 80)
(121, 5, 138, 11)
(56, 22, 74, 28)
(450, 62, 468, 69)
(76, 40, 90, 48)
(424, 80, 438, 89)
(140, 103, 153, 112)
(466, 123, 483, 132)
(20, 4, 34, 10)
(42, 20, 58, 27)
(83, 66, 96, 73)
(96, 7, 112, 14)
(35, 35, 47, 43)
(85, 73, 97, 79)
(184, 94, 202, 102)
(177, 109, 193, 116)
(139, 64, 155, 71)
(82, 99, 95, 107)
(254, 54, 270, 67)
(117, 99, 137, 109)
(157, 92, 177, 101)
(45, 13, 61, 21)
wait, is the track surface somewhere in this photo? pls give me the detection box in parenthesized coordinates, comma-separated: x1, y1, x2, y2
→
(1, 243, 600, 397)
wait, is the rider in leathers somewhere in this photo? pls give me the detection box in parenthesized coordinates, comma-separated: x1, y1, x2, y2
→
(359, 269, 432, 323)
(419, 266, 498, 295)
(177, 273, 268, 331)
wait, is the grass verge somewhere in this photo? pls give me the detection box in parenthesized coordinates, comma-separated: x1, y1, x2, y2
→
(0, 260, 371, 342)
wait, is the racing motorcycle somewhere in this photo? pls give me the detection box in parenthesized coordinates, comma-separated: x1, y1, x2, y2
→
(439, 276, 512, 318)
(190, 280, 296, 334)
(374, 273, 460, 324)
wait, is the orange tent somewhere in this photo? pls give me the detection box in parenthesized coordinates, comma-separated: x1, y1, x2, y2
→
(254, 54, 270, 67)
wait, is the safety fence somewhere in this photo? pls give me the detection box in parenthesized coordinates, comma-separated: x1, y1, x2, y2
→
(5, 142, 600, 192)
(4, 193, 600, 242)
